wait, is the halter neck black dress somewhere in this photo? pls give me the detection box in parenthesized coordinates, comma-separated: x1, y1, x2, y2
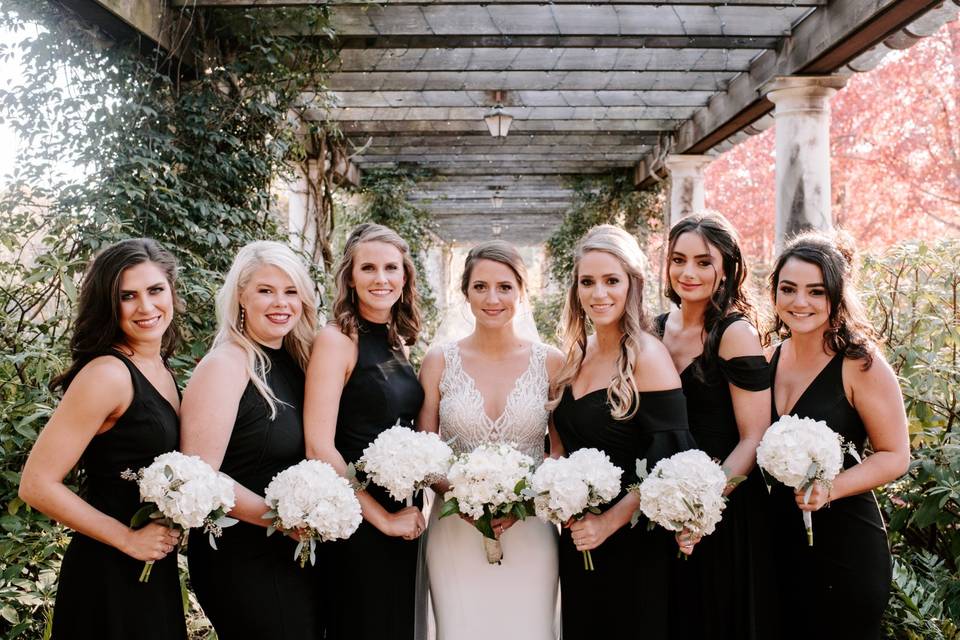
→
(51, 350, 186, 640)
(654, 314, 778, 640)
(553, 383, 697, 640)
(768, 345, 892, 640)
(327, 319, 425, 640)
(187, 345, 324, 639)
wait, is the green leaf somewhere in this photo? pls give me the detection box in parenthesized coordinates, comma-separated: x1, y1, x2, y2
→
(129, 504, 158, 528)
(474, 517, 496, 540)
(1, 605, 19, 625)
(438, 498, 460, 519)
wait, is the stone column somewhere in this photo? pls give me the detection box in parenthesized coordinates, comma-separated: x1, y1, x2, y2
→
(764, 76, 848, 250)
(664, 154, 713, 227)
(287, 159, 320, 257)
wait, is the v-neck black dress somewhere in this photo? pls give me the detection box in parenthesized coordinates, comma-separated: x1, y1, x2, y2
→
(553, 384, 697, 640)
(768, 345, 892, 640)
(187, 345, 324, 639)
(654, 314, 778, 640)
(327, 319, 425, 640)
(52, 351, 186, 640)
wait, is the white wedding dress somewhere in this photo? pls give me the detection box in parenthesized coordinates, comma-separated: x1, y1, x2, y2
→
(424, 341, 560, 640)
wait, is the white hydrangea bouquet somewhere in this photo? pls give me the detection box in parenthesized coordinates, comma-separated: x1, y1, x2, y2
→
(631, 450, 732, 555)
(438, 442, 535, 564)
(356, 424, 453, 506)
(755, 414, 851, 545)
(528, 448, 622, 571)
(262, 459, 363, 567)
(123, 451, 237, 582)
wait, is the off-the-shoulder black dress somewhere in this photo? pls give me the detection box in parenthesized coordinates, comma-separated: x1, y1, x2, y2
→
(655, 314, 778, 640)
(553, 384, 697, 640)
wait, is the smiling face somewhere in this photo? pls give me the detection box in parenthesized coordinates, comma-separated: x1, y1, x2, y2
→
(774, 257, 831, 336)
(668, 231, 724, 305)
(577, 250, 630, 328)
(117, 261, 174, 348)
(351, 240, 406, 322)
(465, 258, 522, 330)
(239, 264, 303, 348)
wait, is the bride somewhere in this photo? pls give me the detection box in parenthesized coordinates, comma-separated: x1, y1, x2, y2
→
(417, 241, 563, 640)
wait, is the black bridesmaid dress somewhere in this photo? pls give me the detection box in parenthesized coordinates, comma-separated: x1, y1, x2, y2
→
(52, 351, 186, 640)
(187, 345, 323, 639)
(655, 314, 778, 640)
(327, 318, 425, 640)
(768, 345, 892, 640)
(553, 384, 697, 640)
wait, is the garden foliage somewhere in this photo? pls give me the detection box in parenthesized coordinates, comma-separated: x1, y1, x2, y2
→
(0, 3, 336, 637)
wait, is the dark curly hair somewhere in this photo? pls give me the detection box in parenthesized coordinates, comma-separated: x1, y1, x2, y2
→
(768, 230, 877, 369)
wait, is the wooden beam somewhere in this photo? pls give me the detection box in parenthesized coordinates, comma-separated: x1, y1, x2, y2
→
(332, 35, 782, 49)
(56, 0, 173, 49)
(175, 0, 824, 6)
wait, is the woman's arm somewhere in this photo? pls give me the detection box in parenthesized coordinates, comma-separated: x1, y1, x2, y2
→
(19, 357, 179, 561)
(180, 344, 273, 528)
(718, 320, 771, 492)
(798, 351, 910, 510)
(417, 347, 451, 495)
(545, 347, 566, 459)
(304, 326, 425, 539)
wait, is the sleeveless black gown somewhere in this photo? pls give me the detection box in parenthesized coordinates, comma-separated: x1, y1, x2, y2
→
(52, 351, 186, 640)
(655, 314, 778, 640)
(327, 319, 425, 640)
(187, 345, 323, 639)
(553, 384, 697, 640)
(768, 345, 892, 640)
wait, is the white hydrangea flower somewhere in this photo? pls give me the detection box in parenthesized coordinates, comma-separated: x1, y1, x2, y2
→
(755, 414, 846, 545)
(529, 448, 623, 525)
(263, 459, 363, 566)
(358, 424, 453, 504)
(636, 449, 728, 538)
(135, 451, 236, 530)
(756, 415, 844, 489)
(443, 442, 534, 522)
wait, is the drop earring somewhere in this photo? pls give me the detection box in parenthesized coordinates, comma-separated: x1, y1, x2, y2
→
(238, 306, 245, 333)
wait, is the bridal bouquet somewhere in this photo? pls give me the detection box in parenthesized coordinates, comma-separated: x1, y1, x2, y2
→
(262, 460, 363, 567)
(439, 442, 535, 564)
(755, 414, 847, 545)
(357, 424, 453, 505)
(528, 448, 622, 570)
(631, 450, 730, 553)
(122, 451, 237, 582)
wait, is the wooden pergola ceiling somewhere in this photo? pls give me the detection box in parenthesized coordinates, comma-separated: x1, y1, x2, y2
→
(71, 0, 960, 243)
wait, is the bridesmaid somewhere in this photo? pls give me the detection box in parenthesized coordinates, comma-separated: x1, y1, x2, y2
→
(181, 241, 322, 639)
(767, 231, 909, 640)
(19, 239, 186, 639)
(654, 213, 776, 639)
(549, 225, 697, 640)
(304, 223, 426, 640)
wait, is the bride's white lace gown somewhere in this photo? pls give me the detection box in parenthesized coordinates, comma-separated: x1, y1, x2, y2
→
(426, 341, 559, 640)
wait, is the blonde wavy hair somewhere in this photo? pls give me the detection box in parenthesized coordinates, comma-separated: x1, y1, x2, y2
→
(549, 225, 651, 420)
(332, 223, 422, 348)
(213, 241, 319, 419)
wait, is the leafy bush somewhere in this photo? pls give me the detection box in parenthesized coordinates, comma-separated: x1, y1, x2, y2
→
(860, 240, 960, 638)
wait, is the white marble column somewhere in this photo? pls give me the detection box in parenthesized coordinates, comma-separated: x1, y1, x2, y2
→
(664, 154, 713, 227)
(287, 159, 321, 257)
(764, 76, 848, 250)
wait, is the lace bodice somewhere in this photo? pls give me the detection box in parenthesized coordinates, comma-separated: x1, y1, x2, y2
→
(438, 341, 550, 460)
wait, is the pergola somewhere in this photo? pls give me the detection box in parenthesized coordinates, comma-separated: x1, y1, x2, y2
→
(61, 0, 960, 244)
